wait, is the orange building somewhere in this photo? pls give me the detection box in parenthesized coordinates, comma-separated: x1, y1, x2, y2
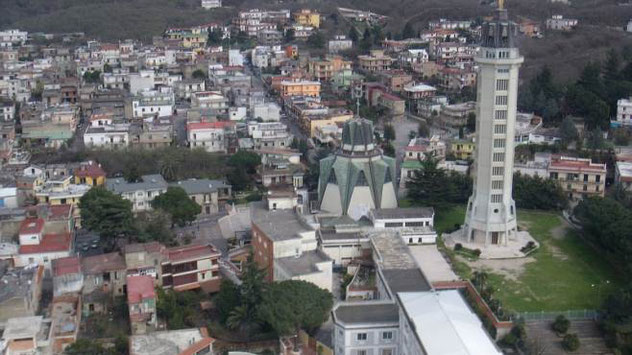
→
(280, 80, 321, 97)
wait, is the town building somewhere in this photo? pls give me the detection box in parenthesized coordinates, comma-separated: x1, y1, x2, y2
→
(127, 275, 157, 335)
(280, 80, 321, 97)
(191, 91, 229, 114)
(0, 316, 53, 355)
(132, 87, 175, 119)
(370, 208, 437, 245)
(106, 174, 168, 212)
(308, 56, 353, 82)
(73, 161, 106, 187)
(17, 217, 73, 271)
(0, 29, 28, 47)
(615, 97, 632, 126)
(548, 155, 606, 200)
(464, 6, 523, 246)
(399, 136, 447, 191)
(172, 179, 231, 215)
(81, 252, 127, 315)
(546, 15, 578, 30)
(329, 35, 353, 54)
(161, 243, 221, 293)
(130, 328, 215, 355)
(293, 9, 321, 28)
(318, 118, 398, 220)
(201, 0, 222, 9)
(332, 302, 400, 355)
(616, 161, 632, 190)
(0, 265, 44, 322)
(247, 121, 292, 149)
(187, 121, 235, 153)
(358, 50, 394, 72)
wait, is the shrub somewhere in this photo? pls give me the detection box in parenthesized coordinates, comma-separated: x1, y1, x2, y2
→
(552, 315, 571, 334)
(473, 249, 482, 257)
(454, 243, 463, 251)
(562, 333, 580, 352)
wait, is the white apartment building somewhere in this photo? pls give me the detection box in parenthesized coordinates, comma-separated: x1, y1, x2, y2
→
(252, 102, 281, 121)
(201, 0, 222, 9)
(1, 100, 15, 121)
(370, 208, 437, 245)
(84, 123, 131, 149)
(174, 79, 206, 100)
(328, 35, 353, 54)
(0, 29, 28, 48)
(247, 121, 291, 149)
(228, 49, 245, 66)
(132, 87, 175, 118)
(333, 302, 400, 355)
(191, 91, 229, 114)
(546, 15, 578, 30)
(106, 174, 168, 212)
(616, 97, 632, 126)
(187, 121, 233, 153)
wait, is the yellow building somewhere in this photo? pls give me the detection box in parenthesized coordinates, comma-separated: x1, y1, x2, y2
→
(451, 140, 475, 160)
(308, 56, 353, 82)
(280, 80, 321, 98)
(548, 155, 606, 201)
(73, 161, 106, 187)
(293, 9, 320, 28)
(301, 110, 353, 137)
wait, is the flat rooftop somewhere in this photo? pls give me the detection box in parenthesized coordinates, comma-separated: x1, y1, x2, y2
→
(249, 201, 312, 241)
(275, 249, 331, 277)
(333, 302, 399, 325)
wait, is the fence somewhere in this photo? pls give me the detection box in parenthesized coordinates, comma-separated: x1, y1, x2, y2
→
(515, 309, 600, 322)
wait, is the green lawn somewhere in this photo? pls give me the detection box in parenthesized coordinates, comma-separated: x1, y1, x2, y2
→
(434, 205, 466, 234)
(436, 206, 624, 312)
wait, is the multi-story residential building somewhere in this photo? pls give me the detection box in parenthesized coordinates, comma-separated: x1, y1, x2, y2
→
(81, 252, 127, 312)
(548, 155, 606, 201)
(16, 218, 73, 271)
(358, 50, 394, 72)
(365, 85, 406, 115)
(247, 121, 292, 149)
(187, 121, 235, 153)
(106, 174, 168, 212)
(129, 120, 173, 149)
(615, 97, 632, 126)
(328, 35, 353, 54)
(172, 179, 232, 214)
(451, 139, 475, 160)
(299, 108, 353, 137)
(84, 123, 130, 149)
(0, 98, 15, 121)
(191, 91, 229, 114)
(257, 30, 283, 45)
(132, 87, 175, 118)
(251, 200, 332, 291)
(546, 15, 578, 30)
(616, 161, 632, 190)
(308, 56, 353, 82)
(252, 102, 281, 121)
(399, 49, 429, 67)
(332, 302, 400, 355)
(127, 275, 157, 335)
(161, 243, 221, 292)
(429, 18, 472, 30)
(400, 136, 447, 192)
(280, 80, 321, 97)
(438, 67, 477, 91)
(378, 70, 413, 93)
(293, 9, 320, 27)
(0, 29, 28, 47)
(174, 79, 206, 100)
(201, 0, 222, 9)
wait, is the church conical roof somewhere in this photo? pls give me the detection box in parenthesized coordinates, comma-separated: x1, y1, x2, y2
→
(341, 117, 375, 155)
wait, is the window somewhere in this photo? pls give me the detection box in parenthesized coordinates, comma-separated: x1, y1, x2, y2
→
(495, 110, 507, 120)
(583, 185, 588, 191)
(492, 167, 504, 176)
(381, 350, 393, 355)
(496, 79, 509, 91)
(385, 222, 404, 228)
(584, 174, 589, 182)
(404, 221, 425, 227)
(550, 172, 558, 179)
(357, 351, 367, 355)
(491, 194, 503, 203)
(494, 139, 505, 148)
(492, 180, 504, 189)
(494, 124, 506, 134)
(596, 175, 601, 182)
(493, 152, 505, 162)
(357, 333, 367, 341)
(495, 95, 508, 105)
(383, 331, 393, 340)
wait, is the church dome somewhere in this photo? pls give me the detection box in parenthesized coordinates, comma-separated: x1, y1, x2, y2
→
(341, 117, 376, 155)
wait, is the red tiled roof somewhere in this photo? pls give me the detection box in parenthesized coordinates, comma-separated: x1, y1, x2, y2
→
(81, 252, 126, 274)
(549, 156, 607, 173)
(167, 244, 219, 263)
(19, 218, 45, 235)
(20, 233, 72, 254)
(178, 337, 215, 355)
(127, 275, 155, 304)
(124, 241, 165, 254)
(187, 121, 234, 131)
(74, 162, 106, 178)
(53, 256, 80, 276)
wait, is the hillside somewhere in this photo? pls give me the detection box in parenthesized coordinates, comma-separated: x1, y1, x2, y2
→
(2, 0, 632, 82)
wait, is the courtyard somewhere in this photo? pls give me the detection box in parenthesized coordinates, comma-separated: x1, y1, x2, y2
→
(436, 206, 624, 312)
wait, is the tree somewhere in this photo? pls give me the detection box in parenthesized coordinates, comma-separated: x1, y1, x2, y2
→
(192, 69, 206, 80)
(258, 280, 333, 349)
(402, 22, 416, 39)
(406, 156, 472, 210)
(103, 63, 113, 73)
(408, 130, 416, 140)
(348, 27, 359, 42)
(216, 280, 241, 324)
(284, 28, 295, 43)
(307, 32, 325, 48)
(562, 333, 580, 352)
(513, 173, 568, 210)
(559, 116, 578, 144)
(207, 28, 224, 46)
(552, 315, 570, 334)
(586, 128, 605, 150)
(228, 151, 261, 174)
(79, 187, 134, 244)
(542, 98, 559, 122)
(604, 49, 621, 81)
(82, 70, 101, 83)
(418, 122, 430, 138)
(227, 168, 252, 192)
(613, 128, 630, 146)
(466, 112, 476, 132)
(383, 124, 396, 142)
(134, 210, 175, 244)
(156, 287, 199, 330)
(383, 142, 395, 157)
(152, 186, 201, 226)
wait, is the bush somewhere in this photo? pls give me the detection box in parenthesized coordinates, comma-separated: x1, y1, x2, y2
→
(473, 249, 482, 257)
(552, 315, 571, 334)
(562, 333, 580, 352)
(454, 243, 463, 251)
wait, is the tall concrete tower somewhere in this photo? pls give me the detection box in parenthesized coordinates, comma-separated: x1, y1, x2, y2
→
(464, 4, 523, 246)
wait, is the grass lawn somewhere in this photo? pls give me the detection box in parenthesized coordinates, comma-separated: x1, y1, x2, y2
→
(434, 205, 466, 234)
(436, 206, 624, 312)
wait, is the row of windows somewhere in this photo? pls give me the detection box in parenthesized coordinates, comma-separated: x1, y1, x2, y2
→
(496, 79, 509, 91)
(492, 167, 504, 176)
(494, 124, 506, 134)
(494, 139, 506, 148)
(492, 180, 504, 189)
(493, 152, 505, 162)
(491, 194, 503, 203)
(495, 95, 508, 105)
(495, 110, 507, 120)
(356, 331, 393, 341)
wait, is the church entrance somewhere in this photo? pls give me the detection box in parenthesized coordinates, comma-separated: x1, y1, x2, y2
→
(491, 232, 499, 245)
